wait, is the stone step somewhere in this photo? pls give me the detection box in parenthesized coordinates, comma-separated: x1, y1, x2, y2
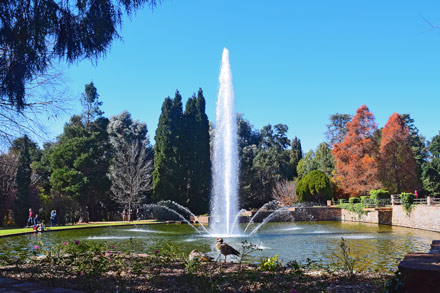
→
(398, 251, 440, 293)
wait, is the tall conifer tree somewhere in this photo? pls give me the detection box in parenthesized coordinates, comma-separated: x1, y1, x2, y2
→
(290, 137, 303, 178)
(153, 91, 186, 205)
(379, 113, 420, 193)
(332, 105, 381, 196)
(14, 135, 32, 226)
(182, 89, 211, 214)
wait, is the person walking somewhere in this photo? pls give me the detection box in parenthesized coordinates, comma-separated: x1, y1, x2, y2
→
(50, 210, 56, 227)
(33, 214, 39, 227)
(27, 208, 33, 227)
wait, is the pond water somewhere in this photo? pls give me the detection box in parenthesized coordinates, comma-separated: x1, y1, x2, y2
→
(1, 221, 438, 272)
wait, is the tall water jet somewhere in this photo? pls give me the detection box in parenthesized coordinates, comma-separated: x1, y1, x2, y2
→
(210, 48, 240, 236)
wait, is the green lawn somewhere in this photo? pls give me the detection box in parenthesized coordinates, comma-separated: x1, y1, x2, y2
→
(0, 220, 161, 237)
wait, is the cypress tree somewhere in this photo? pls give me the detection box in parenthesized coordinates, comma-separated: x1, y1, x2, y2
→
(182, 89, 211, 214)
(290, 137, 303, 178)
(14, 135, 32, 227)
(153, 91, 186, 205)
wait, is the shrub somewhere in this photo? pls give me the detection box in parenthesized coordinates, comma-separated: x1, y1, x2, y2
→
(339, 199, 346, 204)
(360, 196, 369, 204)
(400, 192, 415, 214)
(348, 197, 359, 204)
(369, 189, 390, 201)
(296, 170, 332, 202)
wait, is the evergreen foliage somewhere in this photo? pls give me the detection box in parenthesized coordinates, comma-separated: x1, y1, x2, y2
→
(237, 115, 263, 208)
(14, 135, 32, 226)
(422, 132, 440, 196)
(369, 189, 390, 200)
(401, 114, 428, 181)
(153, 91, 186, 205)
(290, 137, 302, 178)
(296, 150, 318, 179)
(252, 124, 292, 206)
(48, 83, 110, 222)
(0, 0, 160, 109)
(315, 142, 334, 176)
(296, 170, 332, 202)
(182, 89, 211, 214)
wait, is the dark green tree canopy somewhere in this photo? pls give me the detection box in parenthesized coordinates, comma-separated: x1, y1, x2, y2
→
(296, 170, 332, 202)
(0, 0, 159, 110)
(428, 132, 440, 158)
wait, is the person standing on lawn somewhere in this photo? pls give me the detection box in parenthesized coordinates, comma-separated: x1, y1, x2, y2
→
(50, 210, 56, 227)
(27, 208, 33, 227)
(33, 214, 39, 227)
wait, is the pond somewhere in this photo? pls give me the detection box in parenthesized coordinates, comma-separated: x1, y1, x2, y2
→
(0, 221, 438, 272)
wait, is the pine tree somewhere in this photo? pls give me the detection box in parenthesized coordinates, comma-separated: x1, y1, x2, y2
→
(49, 84, 110, 222)
(379, 113, 420, 193)
(14, 135, 32, 226)
(332, 105, 381, 196)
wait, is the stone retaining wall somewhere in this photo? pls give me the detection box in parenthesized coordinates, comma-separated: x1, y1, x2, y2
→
(340, 208, 392, 225)
(392, 205, 440, 232)
(192, 205, 440, 233)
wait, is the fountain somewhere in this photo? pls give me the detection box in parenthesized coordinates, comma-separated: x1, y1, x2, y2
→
(210, 48, 240, 236)
(142, 48, 297, 237)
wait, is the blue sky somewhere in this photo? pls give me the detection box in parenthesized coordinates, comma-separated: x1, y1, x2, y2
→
(51, 0, 440, 151)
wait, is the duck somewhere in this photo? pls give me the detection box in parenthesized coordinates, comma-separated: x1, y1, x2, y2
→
(215, 238, 240, 262)
(188, 249, 214, 262)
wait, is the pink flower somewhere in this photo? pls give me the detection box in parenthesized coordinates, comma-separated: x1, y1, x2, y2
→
(111, 246, 115, 249)
(80, 271, 83, 276)
(106, 253, 111, 257)
(34, 245, 39, 250)
(117, 252, 121, 255)
(63, 242, 68, 245)
(75, 240, 80, 245)
(154, 249, 159, 254)
(107, 250, 111, 253)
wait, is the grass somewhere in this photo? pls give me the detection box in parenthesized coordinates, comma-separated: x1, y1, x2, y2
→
(0, 219, 162, 237)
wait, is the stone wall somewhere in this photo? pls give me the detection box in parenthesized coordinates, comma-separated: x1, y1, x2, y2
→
(193, 205, 440, 233)
(340, 208, 392, 225)
(392, 205, 440, 232)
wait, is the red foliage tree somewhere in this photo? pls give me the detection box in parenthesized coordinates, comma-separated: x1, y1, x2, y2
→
(332, 105, 381, 196)
(379, 113, 420, 193)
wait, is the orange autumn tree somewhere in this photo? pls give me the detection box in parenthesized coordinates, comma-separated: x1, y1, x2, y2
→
(332, 105, 381, 196)
(379, 113, 420, 193)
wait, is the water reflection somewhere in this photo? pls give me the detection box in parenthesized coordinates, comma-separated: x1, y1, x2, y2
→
(0, 221, 437, 272)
